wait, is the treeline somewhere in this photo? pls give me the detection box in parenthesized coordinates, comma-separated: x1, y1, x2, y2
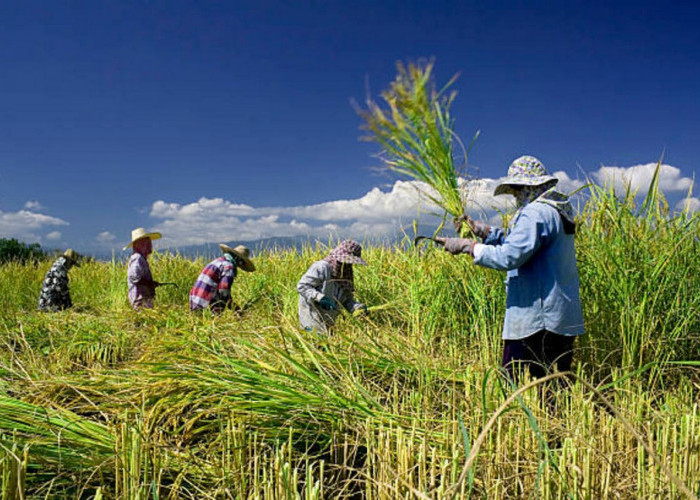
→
(0, 238, 46, 264)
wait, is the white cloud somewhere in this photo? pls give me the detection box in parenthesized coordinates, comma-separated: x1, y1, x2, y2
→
(0, 209, 68, 243)
(46, 231, 62, 240)
(149, 180, 449, 247)
(146, 162, 693, 248)
(96, 231, 116, 243)
(148, 177, 526, 247)
(553, 171, 588, 194)
(24, 200, 43, 211)
(675, 197, 700, 214)
(150, 198, 255, 219)
(282, 180, 432, 221)
(592, 163, 694, 195)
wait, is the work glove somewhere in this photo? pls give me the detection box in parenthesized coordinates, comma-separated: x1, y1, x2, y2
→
(217, 289, 233, 306)
(437, 237, 476, 256)
(317, 295, 338, 311)
(454, 215, 491, 240)
(352, 303, 368, 316)
(210, 289, 232, 314)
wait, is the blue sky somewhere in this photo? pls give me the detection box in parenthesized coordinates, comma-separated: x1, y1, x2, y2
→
(1, 1, 698, 253)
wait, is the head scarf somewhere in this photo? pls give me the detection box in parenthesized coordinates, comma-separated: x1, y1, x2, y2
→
(510, 185, 576, 234)
(223, 253, 239, 279)
(323, 240, 365, 294)
(536, 188, 577, 234)
(513, 184, 544, 209)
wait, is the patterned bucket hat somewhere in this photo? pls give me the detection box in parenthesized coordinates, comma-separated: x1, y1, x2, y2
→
(328, 240, 367, 265)
(494, 156, 559, 196)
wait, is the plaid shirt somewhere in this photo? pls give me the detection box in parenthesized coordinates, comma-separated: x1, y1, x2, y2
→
(38, 257, 72, 311)
(189, 257, 236, 310)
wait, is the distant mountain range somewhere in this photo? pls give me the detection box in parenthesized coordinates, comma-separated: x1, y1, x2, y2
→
(169, 236, 327, 259)
(91, 225, 443, 262)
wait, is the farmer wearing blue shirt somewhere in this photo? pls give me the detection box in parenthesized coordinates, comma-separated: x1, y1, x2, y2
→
(437, 156, 584, 380)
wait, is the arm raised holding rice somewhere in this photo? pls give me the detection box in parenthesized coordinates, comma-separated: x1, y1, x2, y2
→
(355, 65, 585, 380)
(438, 156, 584, 382)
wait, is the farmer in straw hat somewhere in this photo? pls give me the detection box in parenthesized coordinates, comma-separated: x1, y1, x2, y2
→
(125, 227, 162, 310)
(190, 244, 256, 313)
(38, 248, 83, 312)
(437, 156, 584, 381)
(297, 240, 368, 334)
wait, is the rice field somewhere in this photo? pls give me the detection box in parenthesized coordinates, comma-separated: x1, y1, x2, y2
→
(0, 182, 699, 499)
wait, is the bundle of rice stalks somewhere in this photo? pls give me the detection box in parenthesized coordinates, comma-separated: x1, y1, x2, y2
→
(134, 332, 402, 444)
(357, 59, 478, 221)
(0, 395, 114, 471)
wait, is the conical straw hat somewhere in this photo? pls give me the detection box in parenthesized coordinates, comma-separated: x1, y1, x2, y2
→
(63, 248, 82, 266)
(219, 243, 256, 272)
(123, 227, 162, 250)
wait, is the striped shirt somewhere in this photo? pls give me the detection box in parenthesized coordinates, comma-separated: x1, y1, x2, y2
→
(189, 257, 236, 310)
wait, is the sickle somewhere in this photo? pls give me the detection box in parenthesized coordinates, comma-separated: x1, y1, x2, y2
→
(156, 282, 179, 289)
(413, 235, 445, 247)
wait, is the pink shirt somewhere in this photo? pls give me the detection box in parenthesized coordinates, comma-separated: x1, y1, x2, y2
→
(127, 253, 154, 309)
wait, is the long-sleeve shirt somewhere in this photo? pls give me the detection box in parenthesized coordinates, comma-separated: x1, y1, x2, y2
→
(127, 253, 155, 309)
(473, 201, 584, 340)
(189, 257, 235, 310)
(38, 257, 72, 311)
(297, 260, 363, 333)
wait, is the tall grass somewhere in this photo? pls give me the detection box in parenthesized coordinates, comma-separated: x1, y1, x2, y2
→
(0, 177, 699, 498)
(577, 170, 700, 371)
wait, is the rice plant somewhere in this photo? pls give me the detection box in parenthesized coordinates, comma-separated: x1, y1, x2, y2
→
(357, 60, 479, 222)
(0, 173, 699, 498)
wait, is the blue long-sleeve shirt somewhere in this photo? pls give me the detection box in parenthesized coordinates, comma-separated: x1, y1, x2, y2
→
(473, 201, 585, 340)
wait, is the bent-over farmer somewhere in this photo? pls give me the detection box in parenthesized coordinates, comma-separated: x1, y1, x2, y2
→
(190, 244, 256, 313)
(297, 240, 368, 334)
(38, 248, 83, 312)
(125, 227, 161, 310)
(438, 156, 584, 380)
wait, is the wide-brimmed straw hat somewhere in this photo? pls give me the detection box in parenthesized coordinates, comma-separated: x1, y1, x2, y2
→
(328, 240, 367, 265)
(494, 156, 559, 196)
(219, 243, 256, 272)
(63, 248, 82, 266)
(123, 227, 162, 250)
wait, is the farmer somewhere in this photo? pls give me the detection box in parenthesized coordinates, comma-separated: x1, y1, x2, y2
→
(125, 227, 162, 310)
(297, 240, 368, 333)
(190, 244, 256, 313)
(438, 156, 584, 381)
(38, 248, 83, 312)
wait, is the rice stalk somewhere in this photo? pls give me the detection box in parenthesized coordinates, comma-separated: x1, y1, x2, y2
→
(357, 59, 478, 222)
